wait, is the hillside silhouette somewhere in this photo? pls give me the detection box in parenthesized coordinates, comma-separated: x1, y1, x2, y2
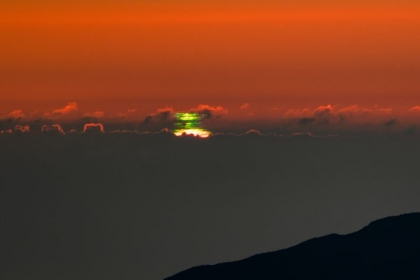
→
(165, 213, 420, 280)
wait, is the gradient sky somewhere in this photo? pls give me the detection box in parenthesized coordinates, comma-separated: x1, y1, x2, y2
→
(1, 0, 420, 119)
(2, 3, 420, 279)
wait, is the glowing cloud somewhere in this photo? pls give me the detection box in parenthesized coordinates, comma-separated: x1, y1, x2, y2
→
(8, 110, 25, 119)
(51, 102, 78, 116)
(83, 111, 105, 118)
(83, 123, 104, 133)
(409, 106, 420, 112)
(41, 124, 65, 134)
(337, 104, 365, 115)
(14, 125, 30, 133)
(244, 129, 262, 136)
(284, 108, 312, 118)
(190, 104, 227, 119)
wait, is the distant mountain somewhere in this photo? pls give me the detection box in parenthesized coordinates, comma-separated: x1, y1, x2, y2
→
(165, 213, 420, 280)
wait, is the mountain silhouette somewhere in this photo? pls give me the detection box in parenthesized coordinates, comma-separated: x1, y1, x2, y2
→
(165, 213, 420, 280)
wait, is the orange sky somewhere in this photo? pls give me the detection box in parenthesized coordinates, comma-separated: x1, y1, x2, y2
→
(1, 1, 420, 120)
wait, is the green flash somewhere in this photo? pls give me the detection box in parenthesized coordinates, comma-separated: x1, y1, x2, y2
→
(174, 112, 211, 138)
(176, 113, 201, 121)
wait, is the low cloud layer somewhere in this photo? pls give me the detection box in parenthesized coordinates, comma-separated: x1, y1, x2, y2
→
(2, 103, 420, 137)
(287, 104, 397, 126)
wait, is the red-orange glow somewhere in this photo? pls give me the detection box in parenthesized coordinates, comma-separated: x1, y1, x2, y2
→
(1, 2, 420, 117)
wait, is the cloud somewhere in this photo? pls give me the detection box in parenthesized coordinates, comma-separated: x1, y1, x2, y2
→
(286, 105, 334, 126)
(314, 104, 334, 113)
(404, 126, 418, 136)
(50, 102, 78, 116)
(409, 106, 420, 112)
(299, 117, 316, 126)
(240, 103, 250, 110)
(14, 125, 30, 133)
(337, 105, 364, 115)
(284, 108, 312, 118)
(9, 110, 25, 119)
(156, 107, 174, 115)
(243, 129, 262, 137)
(371, 108, 392, 114)
(384, 119, 397, 127)
(291, 132, 316, 137)
(286, 104, 395, 126)
(190, 104, 228, 119)
(144, 107, 174, 124)
(314, 105, 334, 117)
(83, 111, 105, 118)
(116, 109, 136, 118)
(351, 105, 392, 115)
(41, 124, 65, 134)
(83, 123, 104, 133)
(0, 118, 14, 131)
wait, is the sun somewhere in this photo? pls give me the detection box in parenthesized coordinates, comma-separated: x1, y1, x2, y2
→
(173, 113, 211, 138)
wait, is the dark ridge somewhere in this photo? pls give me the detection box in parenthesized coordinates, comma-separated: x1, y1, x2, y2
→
(165, 213, 420, 280)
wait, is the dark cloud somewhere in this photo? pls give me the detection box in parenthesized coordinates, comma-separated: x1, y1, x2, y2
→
(286, 105, 397, 127)
(384, 119, 397, 127)
(291, 132, 316, 138)
(0, 118, 14, 131)
(143, 107, 174, 124)
(79, 116, 101, 124)
(299, 117, 316, 126)
(404, 126, 418, 136)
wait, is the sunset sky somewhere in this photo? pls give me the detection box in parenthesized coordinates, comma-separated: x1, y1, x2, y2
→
(1, 0, 420, 122)
(3, 2, 420, 279)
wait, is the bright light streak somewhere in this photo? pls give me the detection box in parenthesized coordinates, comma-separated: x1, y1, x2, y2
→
(173, 129, 211, 138)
